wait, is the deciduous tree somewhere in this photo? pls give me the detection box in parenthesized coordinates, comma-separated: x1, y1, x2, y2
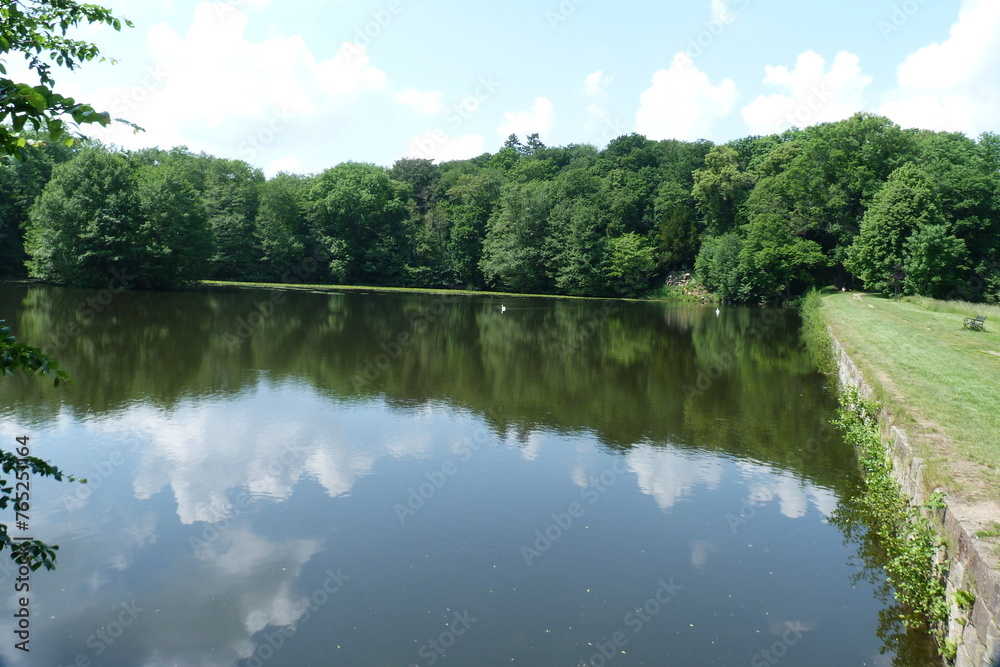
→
(0, 0, 134, 158)
(307, 162, 411, 285)
(846, 164, 944, 292)
(24, 148, 141, 286)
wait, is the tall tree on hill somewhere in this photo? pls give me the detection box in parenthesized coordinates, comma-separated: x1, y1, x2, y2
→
(480, 180, 553, 293)
(903, 224, 971, 299)
(444, 169, 504, 287)
(653, 181, 699, 270)
(389, 158, 440, 214)
(134, 159, 213, 287)
(798, 113, 912, 259)
(549, 197, 607, 296)
(24, 147, 213, 288)
(605, 232, 656, 298)
(255, 173, 311, 280)
(739, 212, 828, 301)
(846, 164, 945, 293)
(649, 138, 713, 188)
(548, 167, 607, 295)
(525, 133, 546, 156)
(307, 162, 411, 285)
(695, 232, 745, 301)
(202, 158, 265, 280)
(911, 130, 1000, 298)
(597, 134, 659, 173)
(24, 148, 141, 287)
(0, 136, 76, 276)
(692, 145, 754, 236)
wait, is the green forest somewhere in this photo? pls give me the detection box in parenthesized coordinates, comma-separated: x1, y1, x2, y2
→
(2, 112, 999, 303)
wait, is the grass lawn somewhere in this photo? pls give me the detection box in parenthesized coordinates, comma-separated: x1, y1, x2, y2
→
(194, 280, 618, 301)
(193, 279, 706, 303)
(822, 291, 1000, 500)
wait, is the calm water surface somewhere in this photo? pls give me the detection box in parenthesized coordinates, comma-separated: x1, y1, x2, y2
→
(0, 284, 937, 666)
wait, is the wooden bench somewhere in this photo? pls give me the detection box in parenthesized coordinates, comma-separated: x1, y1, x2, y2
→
(963, 314, 987, 331)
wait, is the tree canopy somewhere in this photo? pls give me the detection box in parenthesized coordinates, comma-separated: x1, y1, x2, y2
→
(3, 119, 999, 303)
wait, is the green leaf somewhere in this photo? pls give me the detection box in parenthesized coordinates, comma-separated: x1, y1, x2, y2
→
(0, 1, 133, 160)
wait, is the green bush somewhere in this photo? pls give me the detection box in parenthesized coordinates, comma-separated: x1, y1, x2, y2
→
(833, 388, 950, 649)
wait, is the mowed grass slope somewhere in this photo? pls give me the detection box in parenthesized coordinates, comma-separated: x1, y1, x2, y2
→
(822, 292, 1000, 498)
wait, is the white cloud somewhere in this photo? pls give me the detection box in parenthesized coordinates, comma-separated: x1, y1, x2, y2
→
(879, 95, 977, 134)
(627, 447, 723, 512)
(581, 70, 628, 147)
(711, 0, 735, 24)
(583, 107, 627, 148)
(634, 52, 738, 141)
(894, 0, 999, 92)
(99, 0, 180, 17)
(25, 519, 323, 667)
(402, 129, 486, 163)
(83, 2, 387, 165)
(740, 50, 872, 135)
(689, 539, 717, 571)
(746, 475, 808, 519)
(125, 388, 420, 524)
(232, 0, 273, 9)
(583, 70, 614, 98)
(395, 88, 446, 115)
(267, 155, 306, 175)
(582, 71, 623, 147)
(878, 0, 1000, 134)
(497, 96, 555, 139)
(737, 461, 839, 520)
(570, 465, 590, 488)
(519, 431, 545, 461)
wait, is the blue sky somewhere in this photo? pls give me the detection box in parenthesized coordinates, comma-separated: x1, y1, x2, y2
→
(17, 0, 998, 175)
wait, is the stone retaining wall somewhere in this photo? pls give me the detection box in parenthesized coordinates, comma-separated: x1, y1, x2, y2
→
(831, 334, 1000, 667)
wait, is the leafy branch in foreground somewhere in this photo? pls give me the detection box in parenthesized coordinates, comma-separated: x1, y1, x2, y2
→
(0, 0, 115, 570)
(0, 319, 82, 570)
(0, 0, 136, 160)
(0, 450, 83, 571)
(0, 318, 67, 384)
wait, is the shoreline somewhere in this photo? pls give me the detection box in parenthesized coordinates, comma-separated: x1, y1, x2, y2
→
(826, 320, 1000, 667)
(194, 279, 715, 305)
(0, 277, 715, 305)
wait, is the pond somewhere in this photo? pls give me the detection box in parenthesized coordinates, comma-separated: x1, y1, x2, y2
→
(0, 284, 938, 666)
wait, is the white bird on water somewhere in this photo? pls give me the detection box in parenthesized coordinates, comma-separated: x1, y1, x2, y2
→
(716, 307, 720, 316)
(501, 305, 506, 313)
